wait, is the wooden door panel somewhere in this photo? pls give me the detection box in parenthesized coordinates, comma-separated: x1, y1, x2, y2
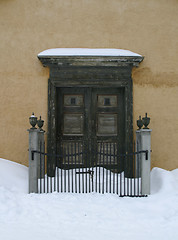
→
(92, 88, 125, 167)
(97, 95, 117, 107)
(64, 95, 84, 107)
(97, 113, 117, 136)
(57, 88, 88, 167)
(63, 113, 84, 135)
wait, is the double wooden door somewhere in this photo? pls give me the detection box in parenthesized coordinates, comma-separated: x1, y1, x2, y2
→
(57, 87, 125, 168)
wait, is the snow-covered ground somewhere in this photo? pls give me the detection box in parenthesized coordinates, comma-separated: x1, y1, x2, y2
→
(0, 158, 178, 240)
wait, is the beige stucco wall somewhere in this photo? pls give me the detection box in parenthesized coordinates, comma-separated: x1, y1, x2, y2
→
(0, 0, 177, 169)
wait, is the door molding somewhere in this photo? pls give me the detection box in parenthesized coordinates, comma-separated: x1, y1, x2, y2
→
(38, 55, 143, 176)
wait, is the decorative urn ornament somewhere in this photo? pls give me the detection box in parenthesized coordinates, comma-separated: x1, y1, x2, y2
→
(37, 116, 44, 130)
(142, 113, 150, 129)
(137, 116, 143, 130)
(29, 112, 37, 129)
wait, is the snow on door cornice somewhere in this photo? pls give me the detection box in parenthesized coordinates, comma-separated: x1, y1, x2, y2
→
(38, 48, 142, 57)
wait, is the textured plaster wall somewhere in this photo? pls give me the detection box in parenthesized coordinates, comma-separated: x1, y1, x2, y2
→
(0, 0, 178, 169)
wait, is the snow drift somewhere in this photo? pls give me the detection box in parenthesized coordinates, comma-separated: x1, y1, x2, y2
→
(0, 158, 178, 240)
(0, 158, 177, 195)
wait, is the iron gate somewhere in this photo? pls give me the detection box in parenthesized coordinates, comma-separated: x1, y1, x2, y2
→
(32, 142, 148, 197)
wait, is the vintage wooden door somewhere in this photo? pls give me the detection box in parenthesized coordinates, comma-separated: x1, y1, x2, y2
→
(57, 87, 125, 169)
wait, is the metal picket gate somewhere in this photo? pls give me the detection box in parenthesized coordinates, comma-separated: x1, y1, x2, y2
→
(32, 142, 148, 197)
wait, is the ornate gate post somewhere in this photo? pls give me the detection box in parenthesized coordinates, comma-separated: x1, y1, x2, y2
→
(28, 113, 45, 193)
(28, 127, 39, 194)
(37, 116, 45, 179)
(136, 114, 152, 195)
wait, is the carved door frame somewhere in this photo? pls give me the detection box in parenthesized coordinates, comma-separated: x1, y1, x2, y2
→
(38, 55, 143, 176)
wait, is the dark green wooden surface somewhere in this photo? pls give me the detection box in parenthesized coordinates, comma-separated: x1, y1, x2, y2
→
(38, 55, 143, 176)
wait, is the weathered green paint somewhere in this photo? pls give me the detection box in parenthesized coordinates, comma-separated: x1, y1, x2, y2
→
(38, 55, 143, 176)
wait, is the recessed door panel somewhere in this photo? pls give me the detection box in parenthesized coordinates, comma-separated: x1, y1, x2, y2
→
(63, 113, 84, 135)
(97, 95, 117, 107)
(64, 95, 84, 107)
(97, 113, 117, 136)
